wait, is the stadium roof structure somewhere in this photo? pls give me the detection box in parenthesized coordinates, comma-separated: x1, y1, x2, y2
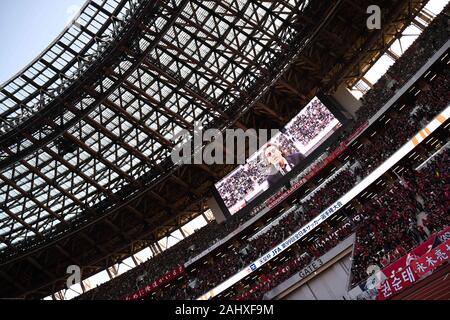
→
(0, 0, 430, 298)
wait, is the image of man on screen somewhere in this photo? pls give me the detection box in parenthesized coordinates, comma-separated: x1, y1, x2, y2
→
(263, 143, 304, 187)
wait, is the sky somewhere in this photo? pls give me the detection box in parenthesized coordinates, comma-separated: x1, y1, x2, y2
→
(0, 0, 446, 89)
(0, 0, 86, 85)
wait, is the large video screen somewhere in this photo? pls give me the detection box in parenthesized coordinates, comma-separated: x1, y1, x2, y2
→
(215, 96, 342, 215)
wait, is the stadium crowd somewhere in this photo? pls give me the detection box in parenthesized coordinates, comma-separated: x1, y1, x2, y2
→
(151, 167, 359, 300)
(355, 71, 449, 177)
(356, 9, 449, 123)
(350, 149, 450, 286)
(233, 148, 449, 299)
(234, 215, 357, 300)
(77, 7, 450, 300)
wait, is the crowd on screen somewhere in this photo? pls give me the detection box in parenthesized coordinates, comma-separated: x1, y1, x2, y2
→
(216, 99, 337, 209)
(76, 7, 449, 300)
(284, 99, 337, 148)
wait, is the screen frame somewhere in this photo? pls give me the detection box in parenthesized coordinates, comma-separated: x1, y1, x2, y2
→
(212, 92, 351, 219)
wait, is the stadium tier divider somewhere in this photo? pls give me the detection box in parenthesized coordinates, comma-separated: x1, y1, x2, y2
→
(196, 105, 450, 300)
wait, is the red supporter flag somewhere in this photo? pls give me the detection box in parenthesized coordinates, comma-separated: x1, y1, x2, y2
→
(377, 227, 450, 300)
(411, 238, 450, 278)
(377, 266, 417, 300)
(123, 265, 185, 300)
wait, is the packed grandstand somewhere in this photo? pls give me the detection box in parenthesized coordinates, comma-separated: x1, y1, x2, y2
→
(73, 4, 450, 300)
(0, 0, 448, 302)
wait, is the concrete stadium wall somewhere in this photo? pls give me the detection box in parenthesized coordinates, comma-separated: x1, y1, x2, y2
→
(332, 84, 362, 119)
(263, 235, 355, 300)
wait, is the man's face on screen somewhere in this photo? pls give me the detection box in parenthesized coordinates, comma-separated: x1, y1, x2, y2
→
(264, 145, 284, 165)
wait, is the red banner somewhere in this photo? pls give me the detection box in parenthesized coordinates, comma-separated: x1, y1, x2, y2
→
(123, 265, 185, 300)
(377, 226, 450, 300)
(412, 239, 450, 278)
(381, 236, 435, 278)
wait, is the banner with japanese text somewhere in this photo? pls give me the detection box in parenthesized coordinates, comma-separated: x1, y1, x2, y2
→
(411, 238, 450, 278)
(377, 229, 450, 300)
